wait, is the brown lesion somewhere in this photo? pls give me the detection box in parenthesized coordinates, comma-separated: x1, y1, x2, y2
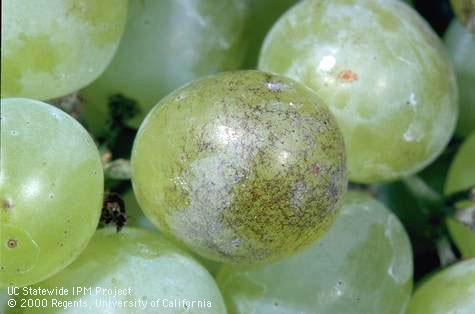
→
(7, 239, 17, 249)
(337, 70, 358, 82)
(311, 163, 322, 175)
(2, 199, 12, 209)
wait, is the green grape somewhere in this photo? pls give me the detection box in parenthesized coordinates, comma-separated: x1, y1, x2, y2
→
(447, 209, 475, 258)
(1, 0, 127, 100)
(80, 0, 249, 135)
(407, 259, 475, 313)
(122, 189, 155, 231)
(9, 228, 227, 314)
(217, 191, 413, 314)
(444, 20, 475, 137)
(259, 0, 458, 183)
(0, 98, 103, 288)
(451, 0, 475, 33)
(445, 131, 475, 195)
(242, 0, 300, 69)
(131, 70, 347, 264)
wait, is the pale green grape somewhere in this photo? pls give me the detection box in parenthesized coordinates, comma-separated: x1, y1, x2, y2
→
(407, 259, 475, 314)
(80, 0, 249, 134)
(445, 131, 475, 195)
(0, 98, 103, 288)
(9, 228, 227, 314)
(444, 20, 475, 137)
(451, 0, 475, 33)
(131, 70, 347, 264)
(259, 0, 458, 183)
(217, 191, 413, 314)
(1, 0, 127, 100)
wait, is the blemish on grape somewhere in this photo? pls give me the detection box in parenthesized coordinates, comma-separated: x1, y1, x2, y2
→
(7, 239, 17, 249)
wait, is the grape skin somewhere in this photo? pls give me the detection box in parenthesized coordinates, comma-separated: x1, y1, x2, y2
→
(0, 98, 103, 288)
(80, 0, 249, 134)
(131, 70, 347, 264)
(444, 19, 475, 137)
(217, 191, 413, 314)
(1, 0, 127, 100)
(407, 259, 475, 313)
(259, 0, 458, 183)
(11, 228, 228, 314)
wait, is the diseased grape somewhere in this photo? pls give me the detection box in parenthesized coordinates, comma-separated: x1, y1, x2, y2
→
(444, 19, 475, 137)
(1, 0, 127, 100)
(131, 70, 347, 264)
(259, 0, 458, 183)
(0, 98, 103, 288)
(11, 228, 227, 314)
(217, 191, 413, 314)
(407, 259, 475, 313)
(80, 0, 249, 134)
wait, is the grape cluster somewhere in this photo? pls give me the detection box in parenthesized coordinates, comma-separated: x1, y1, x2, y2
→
(1, 0, 474, 313)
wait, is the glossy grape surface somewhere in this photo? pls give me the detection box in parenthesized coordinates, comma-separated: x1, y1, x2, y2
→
(0, 98, 103, 288)
(444, 20, 475, 137)
(217, 191, 413, 314)
(80, 0, 249, 133)
(132, 71, 347, 264)
(407, 259, 475, 314)
(259, 0, 458, 183)
(8, 228, 227, 314)
(1, 0, 127, 100)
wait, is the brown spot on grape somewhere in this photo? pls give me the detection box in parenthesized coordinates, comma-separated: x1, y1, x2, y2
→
(2, 199, 12, 210)
(7, 239, 17, 249)
(338, 70, 358, 82)
(312, 163, 321, 175)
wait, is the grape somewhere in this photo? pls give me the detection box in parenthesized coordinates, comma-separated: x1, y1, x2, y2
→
(80, 0, 249, 134)
(259, 0, 458, 183)
(10, 228, 227, 314)
(1, 0, 127, 100)
(217, 191, 413, 314)
(451, 0, 475, 33)
(131, 70, 347, 264)
(444, 131, 475, 195)
(0, 98, 103, 288)
(444, 20, 475, 137)
(407, 259, 475, 313)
